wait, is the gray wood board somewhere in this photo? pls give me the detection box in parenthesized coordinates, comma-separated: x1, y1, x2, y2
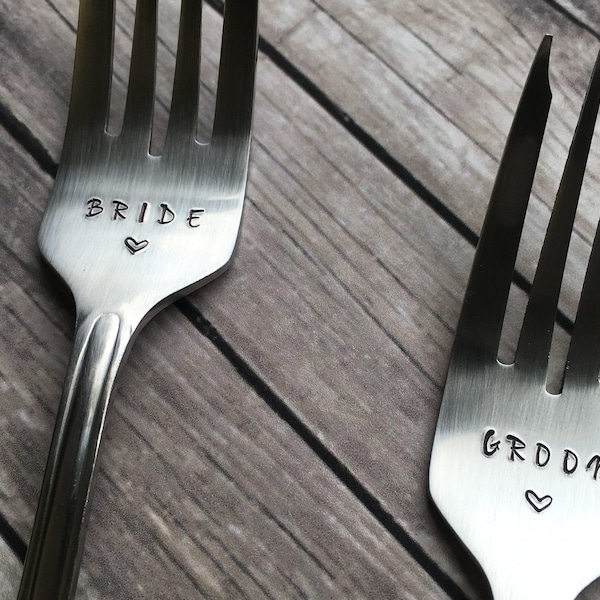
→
(1, 0, 600, 598)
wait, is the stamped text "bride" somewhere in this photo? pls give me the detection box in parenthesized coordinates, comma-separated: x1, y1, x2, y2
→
(85, 198, 205, 228)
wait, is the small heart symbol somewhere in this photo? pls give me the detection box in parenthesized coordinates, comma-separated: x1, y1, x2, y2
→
(525, 489, 552, 513)
(125, 237, 149, 254)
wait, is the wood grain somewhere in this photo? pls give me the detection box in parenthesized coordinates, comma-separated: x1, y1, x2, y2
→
(258, 0, 600, 320)
(0, 538, 21, 600)
(1, 0, 600, 598)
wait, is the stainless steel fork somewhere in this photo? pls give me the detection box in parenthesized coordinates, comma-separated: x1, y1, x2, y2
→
(17, 1, 258, 598)
(430, 36, 600, 599)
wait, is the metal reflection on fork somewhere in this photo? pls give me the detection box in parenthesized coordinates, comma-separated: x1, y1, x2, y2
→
(430, 36, 600, 600)
(17, 1, 258, 598)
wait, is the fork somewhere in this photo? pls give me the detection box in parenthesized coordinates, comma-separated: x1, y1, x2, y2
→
(16, 1, 258, 598)
(429, 36, 600, 600)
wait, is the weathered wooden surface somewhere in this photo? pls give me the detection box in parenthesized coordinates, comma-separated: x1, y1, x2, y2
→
(1, 0, 600, 598)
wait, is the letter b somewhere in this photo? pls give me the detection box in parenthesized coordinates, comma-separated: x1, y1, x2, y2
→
(86, 198, 103, 217)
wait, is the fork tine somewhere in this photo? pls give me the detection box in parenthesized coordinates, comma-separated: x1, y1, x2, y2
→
(120, 0, 158, 147)
(164, 0, 202, 148)
(563, 51, 600, 387)
(64, 0, 115, 142)
(514, 48, 600, 378)
(450, 36, 552, 364)
(211, 0, 259, 146)
(565, 224, 600, 387)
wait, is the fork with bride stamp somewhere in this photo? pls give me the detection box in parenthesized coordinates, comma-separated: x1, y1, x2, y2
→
(17, 1, 258, 598)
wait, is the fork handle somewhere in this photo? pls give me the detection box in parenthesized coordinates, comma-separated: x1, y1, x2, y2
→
(18, 311, 132, 600)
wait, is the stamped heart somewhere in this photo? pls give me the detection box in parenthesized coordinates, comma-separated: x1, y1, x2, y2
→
(124, 237, 149, 254)
(525, 489, 552, 513)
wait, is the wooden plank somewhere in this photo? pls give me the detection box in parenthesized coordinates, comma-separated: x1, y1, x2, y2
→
(0, 537, 21, 599)
(257, 0, 600, 322)
(196, 56, 482, 595)
(553, 1, 600, 31)
(2, 0, 600, 598)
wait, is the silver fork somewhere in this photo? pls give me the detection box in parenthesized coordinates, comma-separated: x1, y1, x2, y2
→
(17, 1, 258, 598)
(430, 36, 600, 600)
